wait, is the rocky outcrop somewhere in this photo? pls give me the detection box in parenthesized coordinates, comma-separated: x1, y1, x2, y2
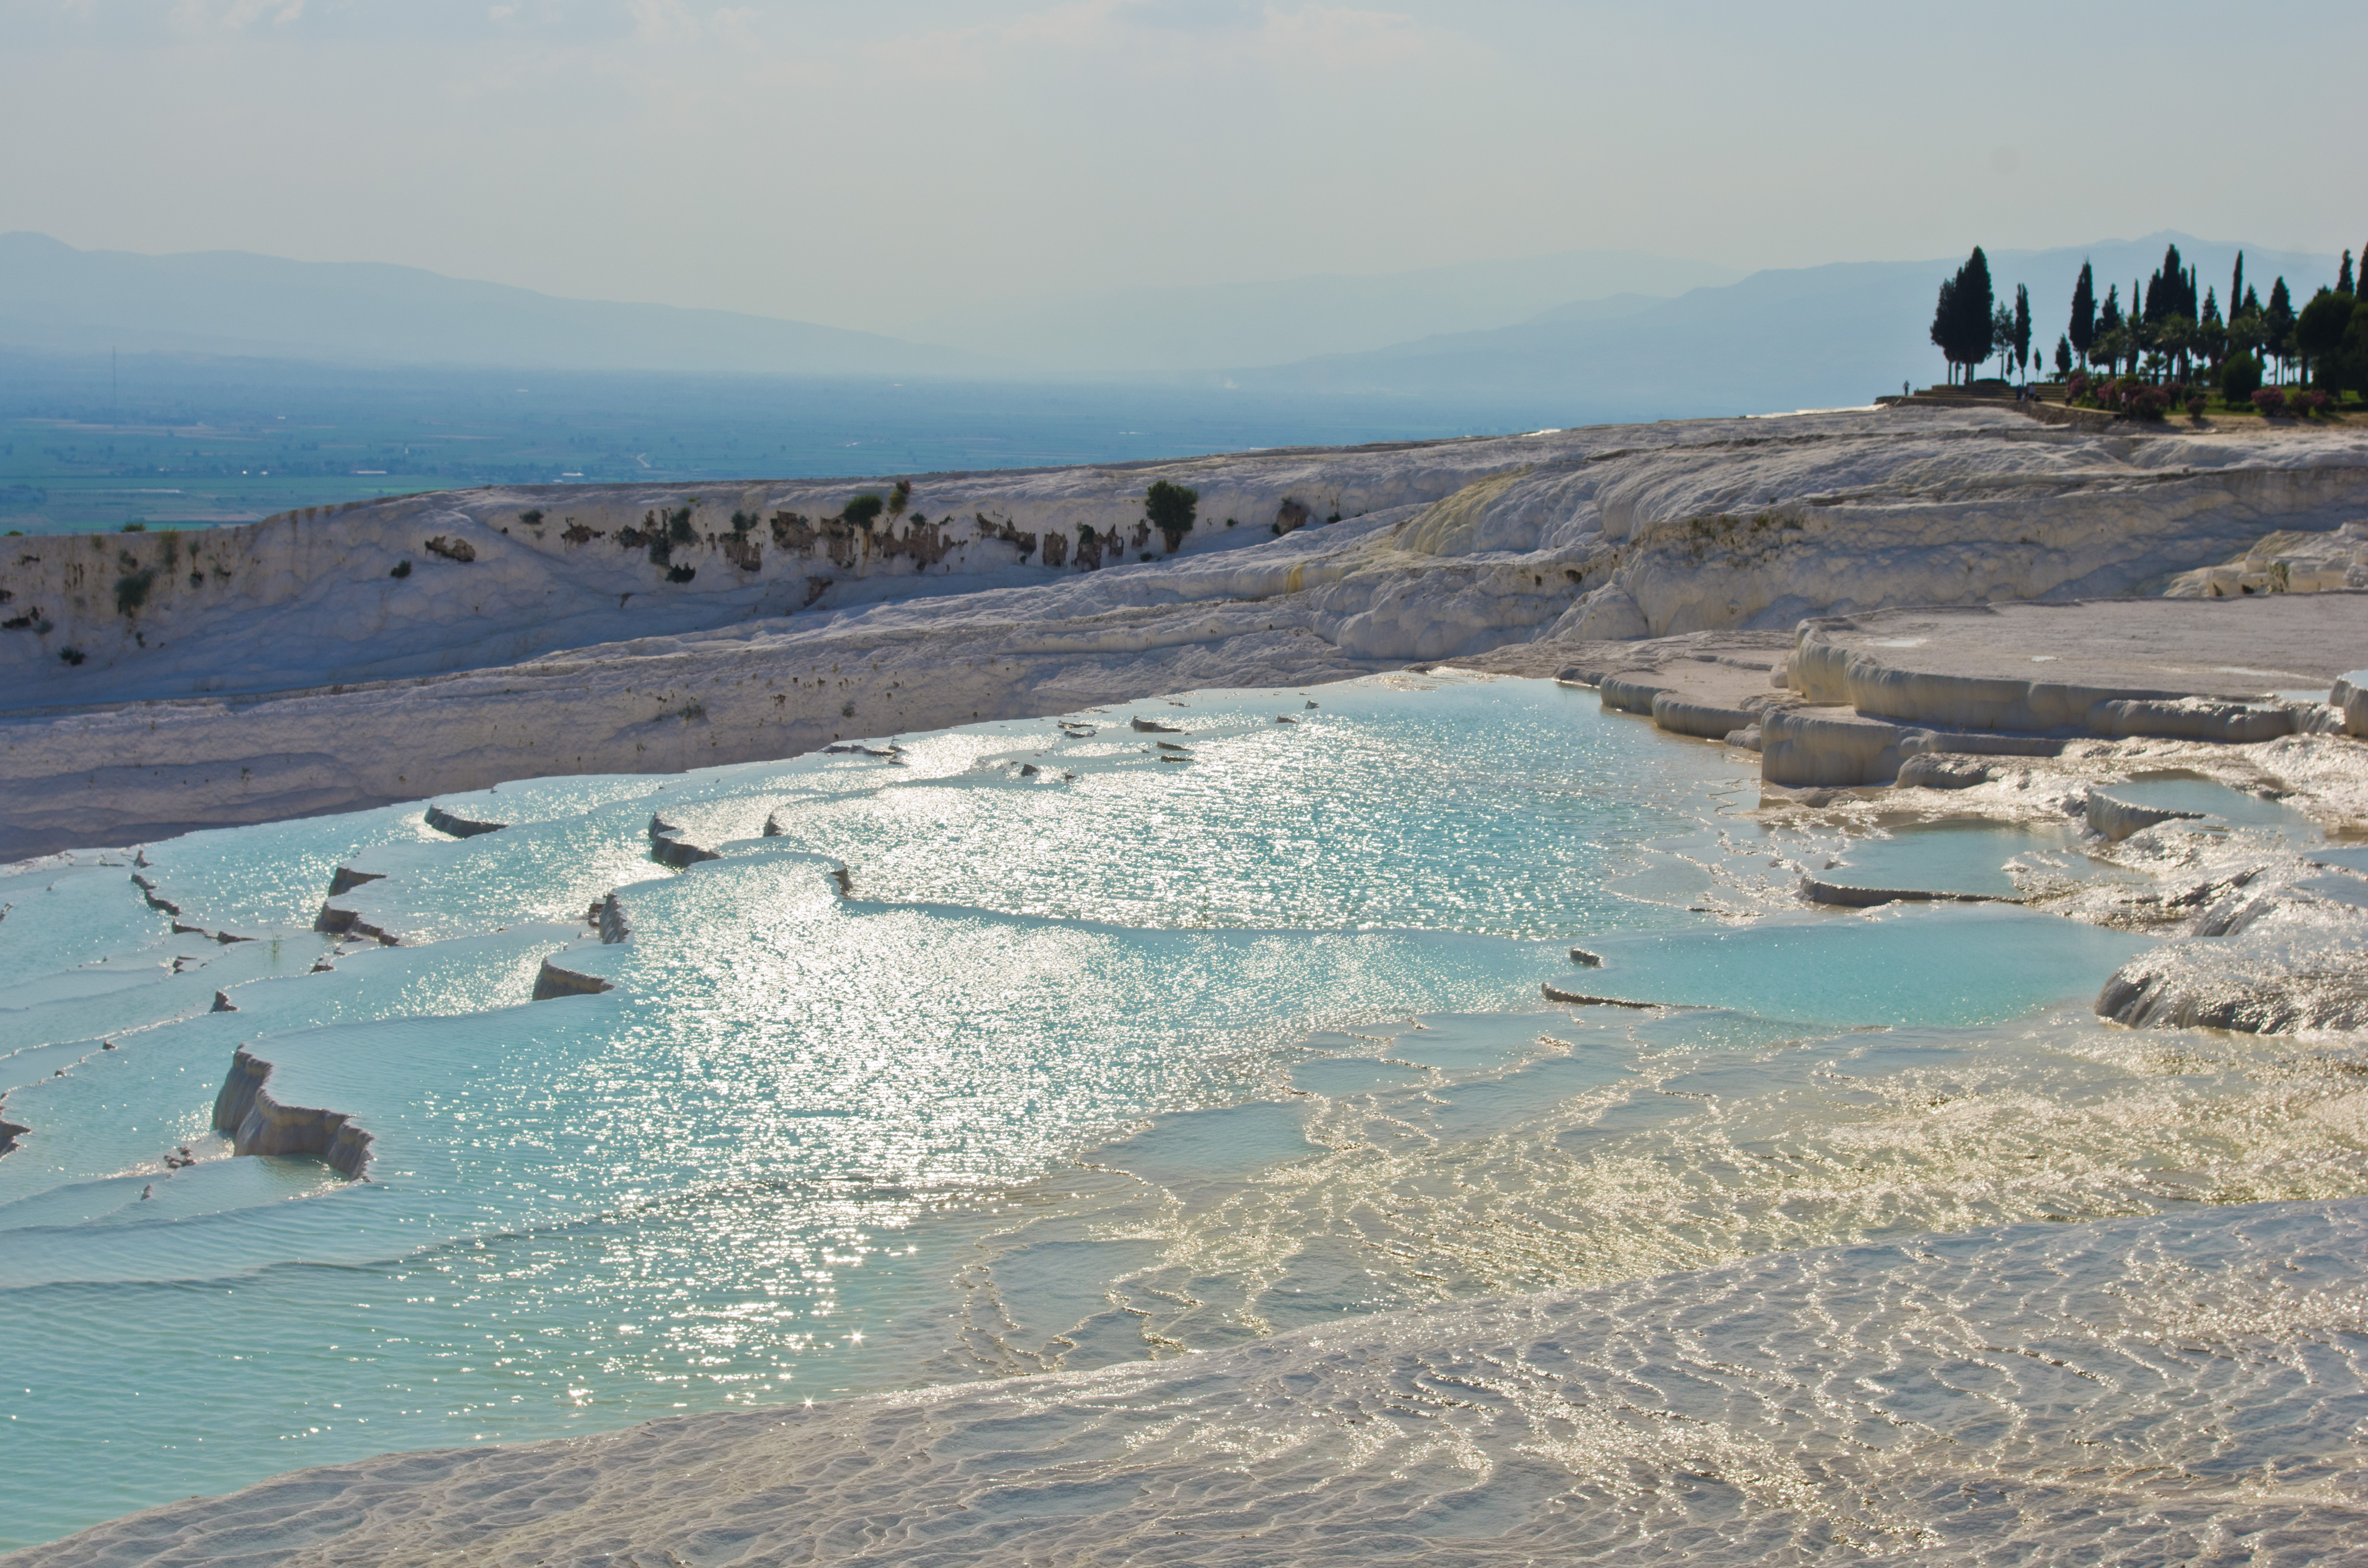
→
(1799, 877, 2015, 909)
(1894, 755, 1989, 789)
(326, 866, 384, 897)
(531, 958, 614, 1000)
(1648, 692, 1757, 740)
(313, 904, 399, 944)
(0, 1115, 27, 1157)
(1540, 983, 1653, 1008)
(2084, 789, 2205, 843)
(2333, 672, 2368, 738)
(130, 872, 179, 916)
(1760, 708, 2066, 788)
(648, 813, 720, 868)
(210, 1047, 371, 1179)
(2097, 944, 2368, 1034)
(424, 805, 506, 839)
(596, 892, 631, 944)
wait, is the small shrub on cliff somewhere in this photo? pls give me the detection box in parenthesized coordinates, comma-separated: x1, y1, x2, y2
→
(121, 521, 146, 533)
(841, 494, 885, 531)
(518, 509, 544, 527)
(1146, 480, 1198, 552)
(888, 480, 911, 517)
(59, 646, 86, 665)
(390, 560, 412, 578)
(114, 568, 155, 614)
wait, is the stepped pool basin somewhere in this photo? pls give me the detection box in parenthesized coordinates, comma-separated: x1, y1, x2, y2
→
(4, 674, 2366, 1555)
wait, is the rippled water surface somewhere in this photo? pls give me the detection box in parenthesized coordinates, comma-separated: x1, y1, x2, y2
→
(3, 674, 2364, 1554)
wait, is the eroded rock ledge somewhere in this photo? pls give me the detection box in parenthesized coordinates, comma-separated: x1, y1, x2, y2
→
(531, 958, 614, 1000)
(210, 1047, 371, 1179)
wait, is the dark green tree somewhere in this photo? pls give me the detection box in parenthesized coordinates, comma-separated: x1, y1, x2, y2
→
(2199, 286, 2226, 368)
(2220, 351, 2262, 404)
(2232, 252, 2245, 322)
(2295, 288, 2353, 386)
(1990, 302, 2016, 379)
(2144, 244, 2185, 326)
(1932, 246, 1994, 382)
(2068, 262, 2097, 364)
(1145, 479, 1199, 552)
(2266, 278, 2296, 381)
(2095, 283, 2123, 371)
(2341, 249, 2356, 295)
(2054, 335, 2073, 378)
(2341, 297, 2368, 398)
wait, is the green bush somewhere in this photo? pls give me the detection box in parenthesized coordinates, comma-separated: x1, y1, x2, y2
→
(114, 569, 156, 615)
(2220, 352, 2263, 404)
(1146, 480, 1199, 551)
(841, 494, 885, 530)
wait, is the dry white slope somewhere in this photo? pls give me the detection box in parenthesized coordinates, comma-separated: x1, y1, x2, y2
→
(2, 406, 2362, 857)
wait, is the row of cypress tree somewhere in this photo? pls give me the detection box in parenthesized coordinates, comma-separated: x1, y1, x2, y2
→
(1930, 242, 2366, 398)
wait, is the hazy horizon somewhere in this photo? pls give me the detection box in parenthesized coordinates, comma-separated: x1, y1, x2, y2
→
(6, 0, 2360, 341)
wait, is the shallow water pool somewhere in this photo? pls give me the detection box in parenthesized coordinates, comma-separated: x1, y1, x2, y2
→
(0, 674, 2355, 1551)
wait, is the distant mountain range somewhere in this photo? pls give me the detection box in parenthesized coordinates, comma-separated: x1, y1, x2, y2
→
(0, 232, 995, 379)
(892, 250, 1744, 374)
(0, 231, 2344, 421)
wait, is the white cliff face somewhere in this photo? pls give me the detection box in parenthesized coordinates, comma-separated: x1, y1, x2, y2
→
(3, 405, 2363, 856)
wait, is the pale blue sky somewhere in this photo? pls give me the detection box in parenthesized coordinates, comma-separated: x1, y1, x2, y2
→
(7, 0, 2363, 333)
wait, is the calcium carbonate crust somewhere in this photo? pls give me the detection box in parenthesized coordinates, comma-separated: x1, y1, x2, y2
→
(19, 1198, 2368, 1567)
(4, 405, 2364, 857)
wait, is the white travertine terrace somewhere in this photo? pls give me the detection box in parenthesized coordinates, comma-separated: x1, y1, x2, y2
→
(2, 404, 2362, 857)
(20, 1198, 2368, 1567)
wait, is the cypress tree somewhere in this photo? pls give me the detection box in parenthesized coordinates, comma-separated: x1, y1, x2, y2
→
(2232, 252, 2245, 321)
(2342, 250, 2356, 295)
(2145, 244, 2183, 327)
(1929, 274, 1961, 384)
(2013, 283, 2032, 378)
(2068, 262, 2096, 362)
(1930, 247, 1994, 383)
(2267, 278, 2295, 379)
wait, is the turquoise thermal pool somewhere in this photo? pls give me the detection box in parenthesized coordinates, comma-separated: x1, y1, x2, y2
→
(3, 674, 2365, 1553)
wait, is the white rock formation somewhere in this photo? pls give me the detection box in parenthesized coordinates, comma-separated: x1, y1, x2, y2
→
(4, 406, 2363, 855)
